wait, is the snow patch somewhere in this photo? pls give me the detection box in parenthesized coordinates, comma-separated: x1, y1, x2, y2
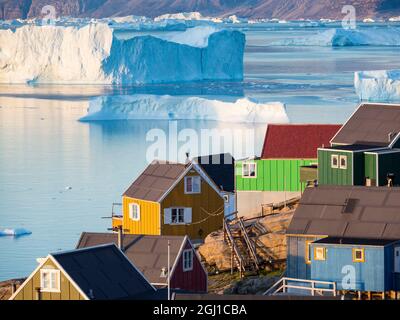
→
(157, 26, 218, 48)
(355, 70, 400, 101)
(80, 95, 289, 123)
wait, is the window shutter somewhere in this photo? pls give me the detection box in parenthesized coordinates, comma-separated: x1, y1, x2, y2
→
(184, 208, 192, 224)
(136, 205, 141, 221)
(164, 208, 172, 224)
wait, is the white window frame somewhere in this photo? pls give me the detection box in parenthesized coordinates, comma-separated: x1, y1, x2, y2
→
(314, 247, 326, 261)
(242, 162, 257, 178)
(339, 155, 347, 170)
(40, 269, 61, 293)
(184, 176, 201, 194)
(183, 249, 194, 272)
(171, 207, 185, 224)
(129, 203, 140, 221)
(331, 155, 339, 169)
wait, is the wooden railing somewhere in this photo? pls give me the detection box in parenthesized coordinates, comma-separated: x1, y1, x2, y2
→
(223, 219, 245, 273)
(263, 277, 337, 297)
(238, 217, 259, 270)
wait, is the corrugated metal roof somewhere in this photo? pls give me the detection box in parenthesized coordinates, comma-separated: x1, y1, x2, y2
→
(52, 244, 155, 300)
(123, 160, 187, 202)
(331, 103, 400, 146)
(287, 186, 400, 240)
(76, 233, 186, 284)
(261, 124, 342, 159)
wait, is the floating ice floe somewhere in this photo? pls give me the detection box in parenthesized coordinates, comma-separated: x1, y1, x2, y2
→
(274, 28, 400, 46)
(354, 70, 400, 101)
(0, 24, 245, 84)
(80, 95, 289, 124)
(0, 228, 32, 237)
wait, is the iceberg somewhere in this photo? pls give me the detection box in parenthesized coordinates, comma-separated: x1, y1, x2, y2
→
(274, 28, 400, 46)
(79, 95, 289, 123)
(0, 228, 32, 237)
(355, 70, 400, 101)
(0, 24, 245, 84)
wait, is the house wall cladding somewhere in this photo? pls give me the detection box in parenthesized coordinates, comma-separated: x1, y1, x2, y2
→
(161, 171, 224, 239)
(13, 259, 84, 300)
(318, 150, 353, 186)
(171, 242, 207, 292)
(123, 197, 160, 235)
(286, 235, 320, 279)
(236, 159, 315, 192)
(310, 244, 387, 292)
(364, 153, 377, 184)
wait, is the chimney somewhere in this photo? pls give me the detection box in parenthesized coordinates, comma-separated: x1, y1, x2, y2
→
(11, 282, 17, 295)
(185, 152, 190, 165)
(117, 225, 124, 251)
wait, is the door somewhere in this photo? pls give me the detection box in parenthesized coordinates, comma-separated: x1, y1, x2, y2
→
(395, 247, 400, 273)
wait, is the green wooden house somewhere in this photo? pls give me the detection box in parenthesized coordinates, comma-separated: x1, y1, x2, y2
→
(318, 103, 400, 187)
(236, 124, 341, 217)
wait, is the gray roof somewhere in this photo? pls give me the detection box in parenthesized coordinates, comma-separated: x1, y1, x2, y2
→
(331, 103, 400, 147)
(52, 244, 155, 300)
(76, 233, 187, 284)
(287, 186, 400, 240)
(123, 160, 187, 202)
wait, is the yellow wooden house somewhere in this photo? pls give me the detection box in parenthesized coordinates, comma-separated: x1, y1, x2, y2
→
(113, 154, 235, 240)
(9, 244, 157, 300)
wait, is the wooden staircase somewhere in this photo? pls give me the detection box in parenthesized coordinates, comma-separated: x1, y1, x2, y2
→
(223, 217, 261, 277)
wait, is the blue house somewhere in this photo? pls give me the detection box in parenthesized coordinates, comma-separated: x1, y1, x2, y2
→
(286, 185, 400, 294)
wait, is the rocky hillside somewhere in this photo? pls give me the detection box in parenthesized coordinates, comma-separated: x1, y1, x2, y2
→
(198, 207, 295, 272)
(1, 0, 400, 20)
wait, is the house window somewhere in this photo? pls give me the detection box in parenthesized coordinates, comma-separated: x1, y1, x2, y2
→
(340, 155, 347, 170)
(185, 176, 201, 194)
(305, 241, 312, 264)
(129, 203, 140, 221)
(314, 247, 326, 261)
(242, 163, 257, 178)
(40, 269, 60, 292)
(183, 249, 194, 271)
(171, 208, 185, 224)
(331, 155, 339, 168)
(353, 248, 365, 263)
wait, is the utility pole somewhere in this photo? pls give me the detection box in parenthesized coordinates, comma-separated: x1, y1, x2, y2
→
(167, 240, 171, 301)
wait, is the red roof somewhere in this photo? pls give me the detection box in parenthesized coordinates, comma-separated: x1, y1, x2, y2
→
(261, 124, 342, 159)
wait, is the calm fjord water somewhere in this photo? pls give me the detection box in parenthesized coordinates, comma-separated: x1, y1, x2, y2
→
(1, 23, 400, 280)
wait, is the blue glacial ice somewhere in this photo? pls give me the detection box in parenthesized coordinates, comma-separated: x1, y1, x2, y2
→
(79, 95, 289, 123)
(0, 228, 32, 237)
(0, 24, 245, 84)
(274, 28, 400, 46)
(355, 70, 400, 101)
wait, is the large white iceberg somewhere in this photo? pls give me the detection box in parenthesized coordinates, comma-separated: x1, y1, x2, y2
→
(80, 95, 289, 123)
(0, 24, 245, 84)
(275, 28, 400, 46)
(355, 70, 400, 101)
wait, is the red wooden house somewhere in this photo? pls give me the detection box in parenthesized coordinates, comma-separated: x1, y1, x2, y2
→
(77, 233, 207, 293)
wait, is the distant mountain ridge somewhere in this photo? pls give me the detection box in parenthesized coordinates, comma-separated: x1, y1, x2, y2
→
(1, 0, 400, 20)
